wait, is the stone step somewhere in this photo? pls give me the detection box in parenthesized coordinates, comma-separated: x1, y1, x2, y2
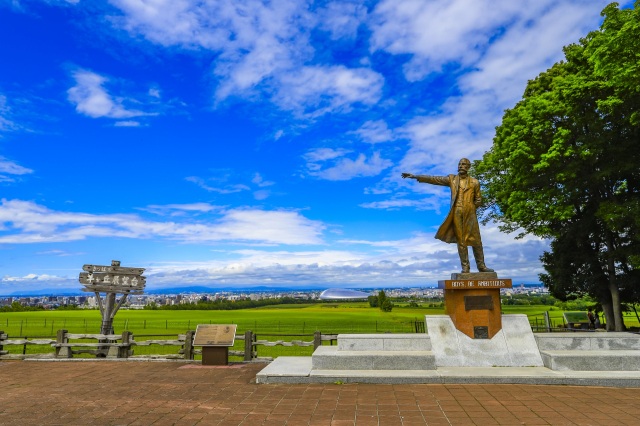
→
(535, 332, 640, 351)
(540, 350, 640, 371)
(337, 333, 431, 351)
(312, 346, 436, 370)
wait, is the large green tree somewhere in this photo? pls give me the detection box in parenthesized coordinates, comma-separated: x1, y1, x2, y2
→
(475, 1, 640, 331)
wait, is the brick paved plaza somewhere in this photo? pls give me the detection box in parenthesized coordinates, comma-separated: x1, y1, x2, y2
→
(1, 361, 639, 425)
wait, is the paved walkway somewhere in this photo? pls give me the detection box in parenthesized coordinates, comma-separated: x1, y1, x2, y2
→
(1, 361, 639, 425)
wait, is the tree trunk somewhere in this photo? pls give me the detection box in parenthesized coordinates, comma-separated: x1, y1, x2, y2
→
(605, 232, 625, 331)
(607, 281, 626, 331)
(600, 300, 615, 331)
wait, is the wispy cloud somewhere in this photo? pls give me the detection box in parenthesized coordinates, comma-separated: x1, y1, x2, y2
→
(350, 120, 394, 144)
(0, 199, 325, 245)
(363, 0, 614, 205)
(0, 156, 33, 183)
(144, 224, 548, 287)
(139, 203, 223, 216)
(67, 69, 157, 122)
(0, 95, 19, 134)
(360, 198, 440, 211)
(251, 173, 274, 188)
(35, 249, 84, 257)
(107, 0, 381, 117)
(184, 176, 250, 194)
(114, 120, 141, 127)
(303, 148, 352, 163)
(304, 149, 392, 181)
(275, 65, 383, 117)
(317, 1, 367, 40)
(186, 171, 277, 200)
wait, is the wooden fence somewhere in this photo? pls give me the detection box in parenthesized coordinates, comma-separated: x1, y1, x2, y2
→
(0, 330, 337, 361)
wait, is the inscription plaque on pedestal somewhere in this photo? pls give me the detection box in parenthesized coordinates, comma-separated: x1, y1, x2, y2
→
(194, 324, 237, 366)
(439, 274, 513, 339)
(194, 324, 237, 346)
(473, 326, 489, 339)
(464, 295, 494, 311)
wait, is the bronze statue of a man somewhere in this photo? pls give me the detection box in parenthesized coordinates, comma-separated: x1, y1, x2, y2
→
(402, 158, 494, 273)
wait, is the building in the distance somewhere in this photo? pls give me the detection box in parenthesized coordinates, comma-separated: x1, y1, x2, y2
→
(319, 288, 370, 300)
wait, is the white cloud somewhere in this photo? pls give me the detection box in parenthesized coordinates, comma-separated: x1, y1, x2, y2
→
(0, 156, 33, 183)
(0, 95, 19, 134)
(0, 199, 325, 245)
(350, 120, 394, 144)
(67, 69, 156, 120)
(0, 156, 33, 176)
(253, 190, 271, 201)
(144, 223, 549, 286)
(303, 147, 351, 163)
(359, 197, 440, 211)
(276, 65, 383, 117)
(305, 150, 393, 181)
(185, 176, 250, 194)
(251, 173, 275, 187)
(114, 120, 141, 127)
(36, 249, 84, 257)
(367, 0, 612, 194)
(107, 0, 380, 117)
(317, 1, 367, 40)
(1, 273, 70, 283)
(140, 203, 223, 216)
(369, 0, 607, 81)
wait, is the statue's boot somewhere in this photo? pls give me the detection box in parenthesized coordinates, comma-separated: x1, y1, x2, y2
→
(473, 246, 494, 272)
(458, 245, 470, 273)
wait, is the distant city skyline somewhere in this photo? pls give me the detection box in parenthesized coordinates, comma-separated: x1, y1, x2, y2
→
(1, 1, 629, 294)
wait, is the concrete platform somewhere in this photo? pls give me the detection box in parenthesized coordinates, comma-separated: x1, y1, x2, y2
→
(312, 346, 436, 370)
(540, 350, 640, 371)
(535, 332, 640, 371)
(337, 333, 431, 351)
(256, 356, 640, 387)
(535, 332, 640, 350)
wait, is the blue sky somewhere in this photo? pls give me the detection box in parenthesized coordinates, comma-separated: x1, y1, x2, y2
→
(0, 0, 625, 294)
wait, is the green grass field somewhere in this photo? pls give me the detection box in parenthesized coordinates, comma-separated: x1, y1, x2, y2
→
(1, 303, 638, 359)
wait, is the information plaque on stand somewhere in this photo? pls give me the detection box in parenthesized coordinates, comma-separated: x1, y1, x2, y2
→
(194, 324, 237, 365)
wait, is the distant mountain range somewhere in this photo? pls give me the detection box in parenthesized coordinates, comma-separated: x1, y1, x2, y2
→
(0, 283, 543, 298)
(0, 284, 330, 297)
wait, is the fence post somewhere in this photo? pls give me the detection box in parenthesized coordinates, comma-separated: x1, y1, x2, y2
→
(0, 330, 5, 355)
(23, 336, 27, 355)
(55, 329, 71, 358)
(313, 331, 322, 350)
(244, 330, 253, 361)
(544, 311, 552, 333)
(120, 331, 132, 358)
(184, 330, 195, 360)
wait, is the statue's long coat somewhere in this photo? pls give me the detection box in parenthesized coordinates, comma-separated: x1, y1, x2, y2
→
(416, 174, 483, 247)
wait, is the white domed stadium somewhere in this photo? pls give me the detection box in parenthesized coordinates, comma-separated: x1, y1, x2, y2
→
(319, 288, 370, 300)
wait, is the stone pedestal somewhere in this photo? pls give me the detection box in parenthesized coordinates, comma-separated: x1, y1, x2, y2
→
(202, 346, 229, 365)
(438, 273, 512, 339)
(425, 314, 544, 367)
